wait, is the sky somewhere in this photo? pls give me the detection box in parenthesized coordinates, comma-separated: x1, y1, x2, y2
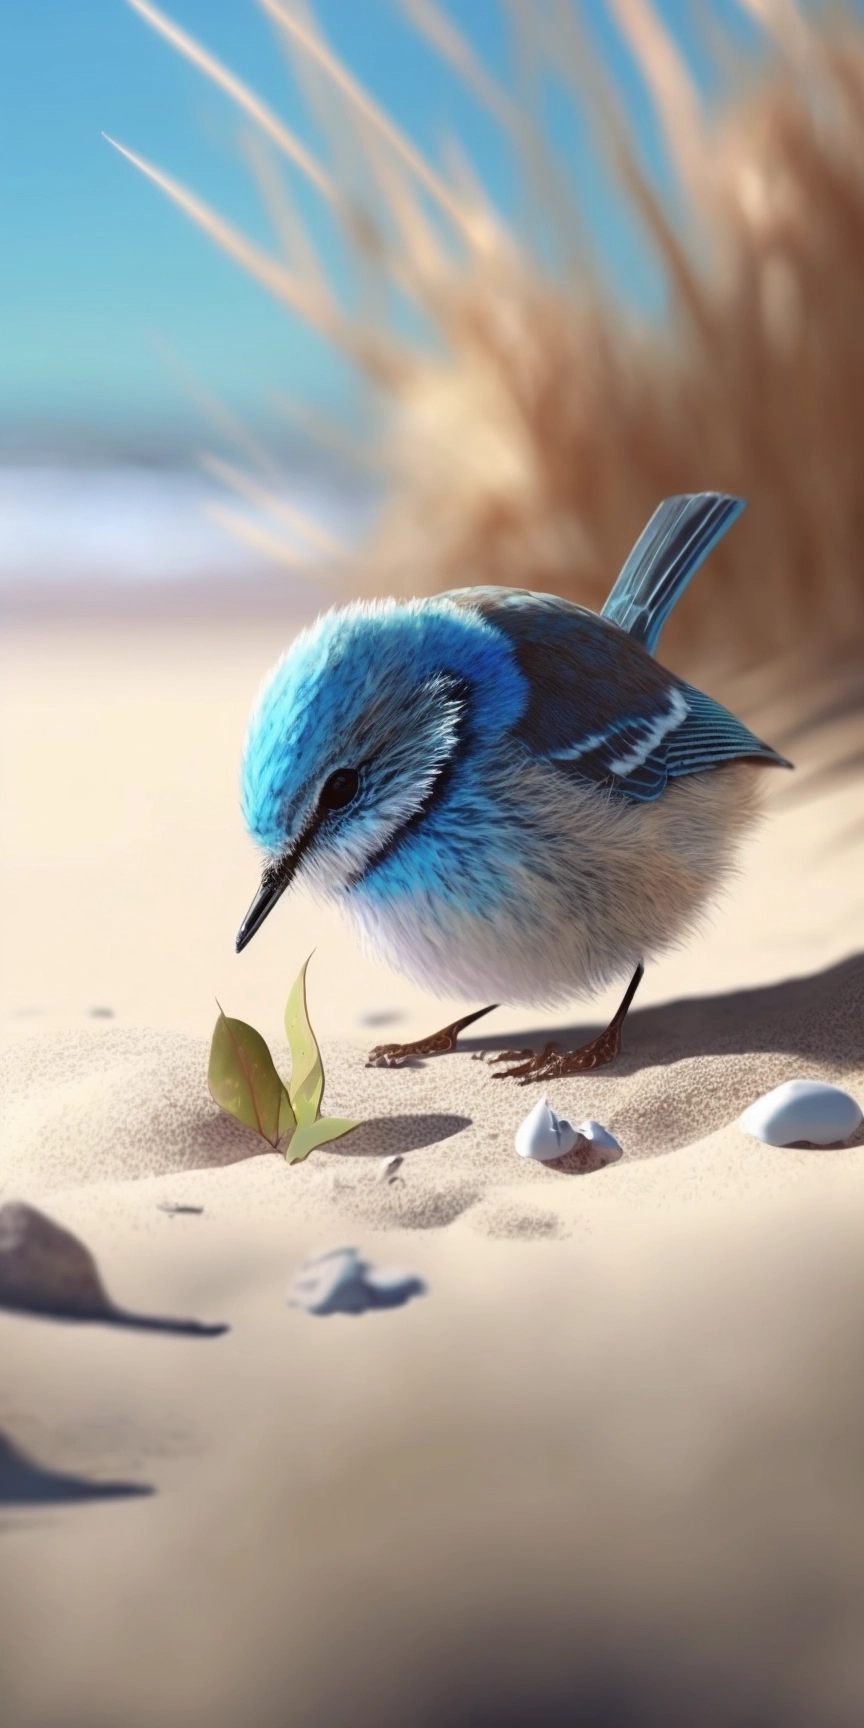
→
(2, 0, 775, 463)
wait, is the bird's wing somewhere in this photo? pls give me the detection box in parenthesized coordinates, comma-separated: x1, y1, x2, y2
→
(443, 588, 790, 803)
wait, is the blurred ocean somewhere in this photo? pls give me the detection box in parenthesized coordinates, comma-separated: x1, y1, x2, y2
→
(0, 464, 373, 596)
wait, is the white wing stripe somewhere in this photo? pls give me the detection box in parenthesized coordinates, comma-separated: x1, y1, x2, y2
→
(606, 688, 689, 776)
(548, 725, 619, 765)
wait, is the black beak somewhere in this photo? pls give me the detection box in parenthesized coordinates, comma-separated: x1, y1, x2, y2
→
(236, 809, 322, 953)
(235, 860, 295, 953)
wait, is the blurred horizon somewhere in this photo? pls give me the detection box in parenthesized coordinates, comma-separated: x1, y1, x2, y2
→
(6, 0, 863, 616)
(0, 458, 374, 588)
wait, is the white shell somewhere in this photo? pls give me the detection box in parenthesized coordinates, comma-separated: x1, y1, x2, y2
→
(514, 1098, 622, 1164)
(287, 1246, 426, 1316)
(738, 1080, 862, 1148)
(515, 1097, 579, 1162)
(577, 1119, 624, 1162)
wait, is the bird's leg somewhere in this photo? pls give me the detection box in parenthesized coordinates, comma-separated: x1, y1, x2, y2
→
(367, 1004, 499, 1069)
(487, 966, 645, 1084)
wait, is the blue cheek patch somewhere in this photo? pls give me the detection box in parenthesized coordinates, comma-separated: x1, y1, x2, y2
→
(356, 758, 515, 920)
(240, 599, 528, 855)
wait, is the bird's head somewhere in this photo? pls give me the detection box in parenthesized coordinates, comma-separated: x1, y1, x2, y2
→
(235, 597, 525, 951)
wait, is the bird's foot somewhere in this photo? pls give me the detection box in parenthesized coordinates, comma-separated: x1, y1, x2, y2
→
(487, 1022, 624, 1084)
(367, 1004, 498, 1069)
(486, 965, 645, 1085)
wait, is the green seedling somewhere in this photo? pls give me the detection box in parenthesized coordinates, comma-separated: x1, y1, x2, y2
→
(208, 956, 358, 1162)
(284, 956, 325, 1125)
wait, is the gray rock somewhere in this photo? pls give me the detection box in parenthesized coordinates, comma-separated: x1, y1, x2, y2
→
(0, 1202, 111, 1317)
(0, 1201, 227, 1335)
(287, 1246, 427, 1316)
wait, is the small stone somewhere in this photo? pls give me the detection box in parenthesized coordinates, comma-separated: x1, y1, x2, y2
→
(378, 1154, 404, 1184)
(0, 1203, 111, 1318)
(287, 1246, 426, 1316)
(739, 1080, 863, 1148)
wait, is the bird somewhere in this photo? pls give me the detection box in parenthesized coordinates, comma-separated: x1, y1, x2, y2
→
(235, 493, 792, 1081)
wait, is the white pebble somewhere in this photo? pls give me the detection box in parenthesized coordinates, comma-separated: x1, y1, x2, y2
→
(514, 1097, 622, 1164)
(738, 1080, 862, 1148)
(378, 1154, 404, 1184)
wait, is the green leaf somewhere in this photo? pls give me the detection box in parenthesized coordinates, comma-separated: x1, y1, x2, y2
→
(284, 955, 325, 1126)
(277, 1084, 297, 1142)
(284, 1117, 359, 1165)
(208, 1009, 287, 1149)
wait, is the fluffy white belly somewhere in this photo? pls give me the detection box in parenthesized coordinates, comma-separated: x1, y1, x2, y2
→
(345, 885, 612, 1007)
(341, 763, 763, 1008)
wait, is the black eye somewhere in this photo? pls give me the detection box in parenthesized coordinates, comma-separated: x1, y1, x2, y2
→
(319, 767, 360, 811)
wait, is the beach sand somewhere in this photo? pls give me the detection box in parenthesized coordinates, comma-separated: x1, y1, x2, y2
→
(1, 603, 863, 1727)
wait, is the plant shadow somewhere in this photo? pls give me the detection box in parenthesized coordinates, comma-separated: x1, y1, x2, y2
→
(330, 1113, 472, 1157)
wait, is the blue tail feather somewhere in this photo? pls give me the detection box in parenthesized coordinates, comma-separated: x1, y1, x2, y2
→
(602, 493, 745, 655)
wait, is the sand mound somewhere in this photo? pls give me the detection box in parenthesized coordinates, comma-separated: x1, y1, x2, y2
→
(0, 1028, 263, 1193)
(2, 956, 861, 1215)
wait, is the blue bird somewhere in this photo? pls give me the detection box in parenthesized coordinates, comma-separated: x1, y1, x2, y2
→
(237, 494, 791, 1081)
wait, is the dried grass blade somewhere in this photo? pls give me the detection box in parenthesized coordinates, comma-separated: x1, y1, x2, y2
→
(125, 0, 333, 200)
(202, 453, 345, 556)
(259, 0, 482, 246)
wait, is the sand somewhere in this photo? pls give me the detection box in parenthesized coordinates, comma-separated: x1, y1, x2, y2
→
(1, 604, 863, 1728)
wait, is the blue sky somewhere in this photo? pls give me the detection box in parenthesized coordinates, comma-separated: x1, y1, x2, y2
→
(3, 0, 772, 460)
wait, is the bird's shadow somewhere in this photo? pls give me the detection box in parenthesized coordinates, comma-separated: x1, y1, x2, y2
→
(0, 1432, 153, 1508)
(329, 1113, 472, 1157)
(460, 953, 864, 1072)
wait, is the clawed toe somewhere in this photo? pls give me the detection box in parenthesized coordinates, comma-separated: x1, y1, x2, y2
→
(487, 1042, 561, 1083)
(365, 973, 642, 1081)
(483, 968, 645, 1082)
(487, 1032, 624, 1082)
(367, 1044, 410, 1068)
(366, 1004, 500, 1069)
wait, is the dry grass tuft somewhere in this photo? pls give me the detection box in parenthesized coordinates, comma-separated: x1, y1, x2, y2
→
(120, 0, 864, 696)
